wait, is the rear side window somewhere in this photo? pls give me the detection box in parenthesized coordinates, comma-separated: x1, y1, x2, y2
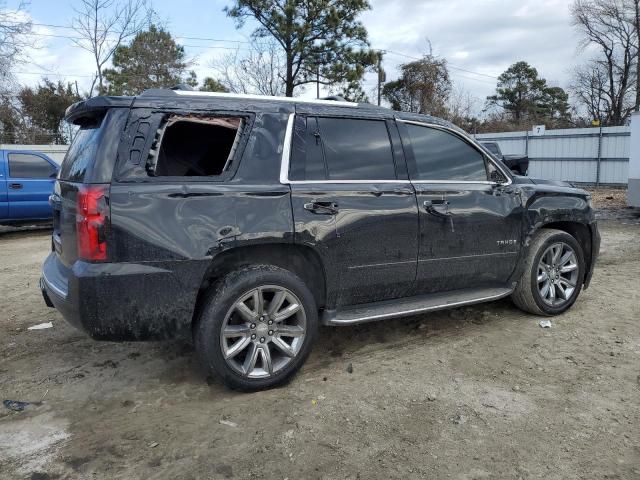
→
(60, 123, 102, 182)
(319, 118, 395, 180)
(152, 116, 245, 177)
(290, 117, 396, 181)
(406, 124, 487, 181)
(8, 153, 56, 178)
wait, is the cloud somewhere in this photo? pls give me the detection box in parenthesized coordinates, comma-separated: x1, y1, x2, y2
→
(362, 0, 582, 110)
(10, 0, 584, 111)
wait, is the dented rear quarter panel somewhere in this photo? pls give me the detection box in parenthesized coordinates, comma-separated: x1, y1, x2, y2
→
(102, 109, 295, 338)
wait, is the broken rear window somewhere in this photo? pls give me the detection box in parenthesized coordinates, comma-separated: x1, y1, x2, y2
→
(151, 115, 245, 177)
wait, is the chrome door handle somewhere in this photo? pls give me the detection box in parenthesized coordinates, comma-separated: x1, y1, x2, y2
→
(304, 201, 339, 215)
(423, 199, 451, 217)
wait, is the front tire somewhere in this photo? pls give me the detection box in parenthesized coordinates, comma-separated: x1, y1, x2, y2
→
(194, 265, 318, 391)
(512, 229, 585, 316)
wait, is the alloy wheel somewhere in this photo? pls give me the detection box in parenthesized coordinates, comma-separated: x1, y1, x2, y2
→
(536, 242, 579, 307)
(220, 285, 307, 378)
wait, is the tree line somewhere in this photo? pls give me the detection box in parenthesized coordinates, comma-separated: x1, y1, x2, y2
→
(1, 0, 639, 144)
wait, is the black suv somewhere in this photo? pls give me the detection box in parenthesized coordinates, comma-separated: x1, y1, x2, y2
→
(41, 90, 600, 390)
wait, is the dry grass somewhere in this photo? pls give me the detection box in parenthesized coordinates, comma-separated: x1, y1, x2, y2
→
(585, 187, 628, 209)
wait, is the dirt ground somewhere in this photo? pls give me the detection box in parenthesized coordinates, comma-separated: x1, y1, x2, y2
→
(1, 191, 639, 480)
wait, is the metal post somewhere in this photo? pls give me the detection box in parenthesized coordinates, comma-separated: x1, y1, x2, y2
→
(316, 64, 320, 99)
(525, 130, 529, 156)
(629, 112, 640, 206)
(596, 123, 603, 186)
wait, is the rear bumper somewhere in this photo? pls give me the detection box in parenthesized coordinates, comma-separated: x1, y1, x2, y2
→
(40, 252, 202, 341)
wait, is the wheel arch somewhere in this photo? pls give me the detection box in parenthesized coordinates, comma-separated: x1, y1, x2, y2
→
(530, 221, 593, 286)
(192, 243, 327, 325)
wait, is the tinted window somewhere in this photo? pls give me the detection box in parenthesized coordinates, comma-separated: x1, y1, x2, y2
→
(290, 117, 326, 181)
(406, 125, 487, 181)
(318, 118, 396, 180)
(60, 125, 102, 182)
(8, 153, 56, 178)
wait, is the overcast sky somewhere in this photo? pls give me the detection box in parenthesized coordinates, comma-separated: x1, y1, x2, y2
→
(13, 0, 583, 113)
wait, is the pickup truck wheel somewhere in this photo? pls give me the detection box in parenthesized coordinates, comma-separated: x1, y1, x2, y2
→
(511, 229, 585, 316)
(194, 265, 318, 391)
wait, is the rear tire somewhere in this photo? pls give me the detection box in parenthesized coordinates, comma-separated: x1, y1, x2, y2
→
(194, 265, 318, 391)
(511, 229, 585, 316)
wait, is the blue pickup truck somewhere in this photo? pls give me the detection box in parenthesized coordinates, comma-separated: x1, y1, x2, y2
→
(0, 150, 59, 225)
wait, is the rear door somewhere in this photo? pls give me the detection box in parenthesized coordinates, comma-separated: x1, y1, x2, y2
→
(6, 152, 57, 220)
(0, 151, 8, 220)
(398, 121, 522, 294)
(288, 115, 418, 307)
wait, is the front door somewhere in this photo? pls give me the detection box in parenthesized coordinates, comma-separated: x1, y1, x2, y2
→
(288, 115, 419, 307)
(398, 121, 522, 294)
(6, 152, 57, 220)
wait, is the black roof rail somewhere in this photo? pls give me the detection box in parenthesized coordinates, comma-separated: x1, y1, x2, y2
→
(170, 84, 194, 91)
(321, 95, 347, 102)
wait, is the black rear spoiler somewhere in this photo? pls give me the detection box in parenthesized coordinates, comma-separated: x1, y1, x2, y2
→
(65, 96, 134, 126)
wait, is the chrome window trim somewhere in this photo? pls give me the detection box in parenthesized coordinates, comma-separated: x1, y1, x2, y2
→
(279, 113, 295, 184)
(396, 119, 513, 186)
(410, 180, 497, 185)
(287, 179, 412, 184)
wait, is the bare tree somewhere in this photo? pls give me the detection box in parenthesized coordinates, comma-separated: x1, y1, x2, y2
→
(632, 0, 640, 110)
(0, 0, 32, 93)
(443, 86, 480, 132)
(382, 50, 451, 117)
(571, 0, 637, 125)
(212, 40, 286, 96)
(446, 86, 478, 123)
(571, 62, 610, 123)
(72, 0, 150, 96)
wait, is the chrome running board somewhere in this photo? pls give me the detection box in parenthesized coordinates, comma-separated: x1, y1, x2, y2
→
(321, 287, 513, 326)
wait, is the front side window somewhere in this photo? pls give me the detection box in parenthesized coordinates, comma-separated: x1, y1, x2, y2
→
(8, 153, 56, 178)
(289, 116, 396, 181)
(406, 124, 487, 181)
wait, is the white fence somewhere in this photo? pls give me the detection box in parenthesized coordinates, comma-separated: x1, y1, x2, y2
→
(0, 144, 69, 164)
(475, 126, 630, 185)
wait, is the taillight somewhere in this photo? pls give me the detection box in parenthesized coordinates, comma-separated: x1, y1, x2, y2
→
(77, 185, 109, 261)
